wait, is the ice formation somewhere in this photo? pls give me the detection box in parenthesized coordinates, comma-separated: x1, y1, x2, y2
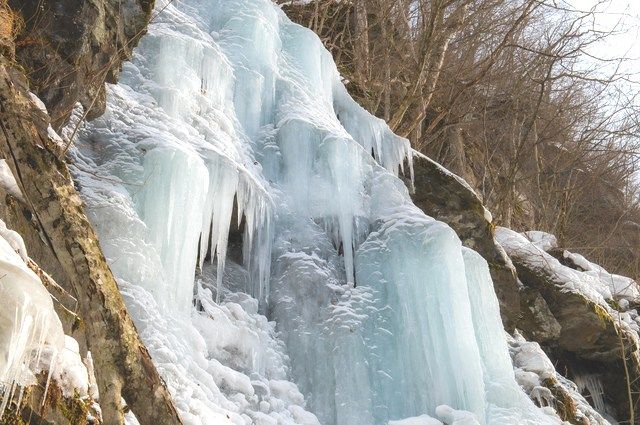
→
(0, 220, 61, 413)
(0, 220, 91, 416)
(508, 332, 609, 424)
(70, 0, 566, 423)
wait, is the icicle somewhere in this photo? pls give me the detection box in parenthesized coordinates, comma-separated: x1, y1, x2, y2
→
(0, 223, 64, 418)
(574, 373, 606, 413)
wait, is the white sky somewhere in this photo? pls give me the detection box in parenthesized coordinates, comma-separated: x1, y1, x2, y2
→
(570, 0, 640, 76)
(557, 0, 640, 116)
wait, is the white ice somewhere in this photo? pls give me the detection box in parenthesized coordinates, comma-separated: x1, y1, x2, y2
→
(508, 332, 609, 424)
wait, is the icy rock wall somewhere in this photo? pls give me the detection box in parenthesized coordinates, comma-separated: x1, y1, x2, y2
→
(74, 0, 556, 424)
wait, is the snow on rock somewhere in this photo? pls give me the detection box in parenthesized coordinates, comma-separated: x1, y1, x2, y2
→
(435, 405, 481, 425)
(497, 226, 640, 307)
(522, 231, 557, 252)
(52, 336, 90, 398)
(0, 160, 25, 202)
(27, 92, 67, 149)
(498, 226, 640, 420)
(496, 227, 615, 304)
(561, 250, 640, 303)
(511, 339, 555, 381)
(84, 351, 99, 400)
(0, 219, 28, 263)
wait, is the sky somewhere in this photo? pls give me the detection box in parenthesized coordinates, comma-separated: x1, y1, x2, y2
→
(573, 0, 640, 182)
(581, 0, 639, 53)
(570, 0, 640, 79)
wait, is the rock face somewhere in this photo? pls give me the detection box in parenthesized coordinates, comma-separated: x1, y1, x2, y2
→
(8, 0, 154, 127)
(0, 0, 156, 323)
(0, 1, 183, 424)
(2, 373, 99, 425)
(405, 152, 525, 329)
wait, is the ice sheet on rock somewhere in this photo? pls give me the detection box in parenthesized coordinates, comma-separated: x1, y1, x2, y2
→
(351, 210, 486, 422)
(461, 248, 557, 424)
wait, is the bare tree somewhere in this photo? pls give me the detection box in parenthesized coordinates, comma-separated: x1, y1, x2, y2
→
(283, 0, 640, 281)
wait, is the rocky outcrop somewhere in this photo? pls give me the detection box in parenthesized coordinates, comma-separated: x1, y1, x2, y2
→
(406, 151, 640, 420)
(8, 0, 154, 127)
(0, 0, 183, 423)
(2, 374, 99, 425)
(498, 227, 640, 422)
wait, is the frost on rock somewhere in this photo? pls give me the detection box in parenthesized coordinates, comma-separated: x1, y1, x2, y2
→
(71, 0, 559, 423)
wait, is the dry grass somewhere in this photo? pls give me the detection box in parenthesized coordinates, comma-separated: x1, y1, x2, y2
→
(0, 0, 24, 44)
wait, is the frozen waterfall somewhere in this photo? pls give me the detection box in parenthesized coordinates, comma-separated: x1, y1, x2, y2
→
(71, 0, 559, 423)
